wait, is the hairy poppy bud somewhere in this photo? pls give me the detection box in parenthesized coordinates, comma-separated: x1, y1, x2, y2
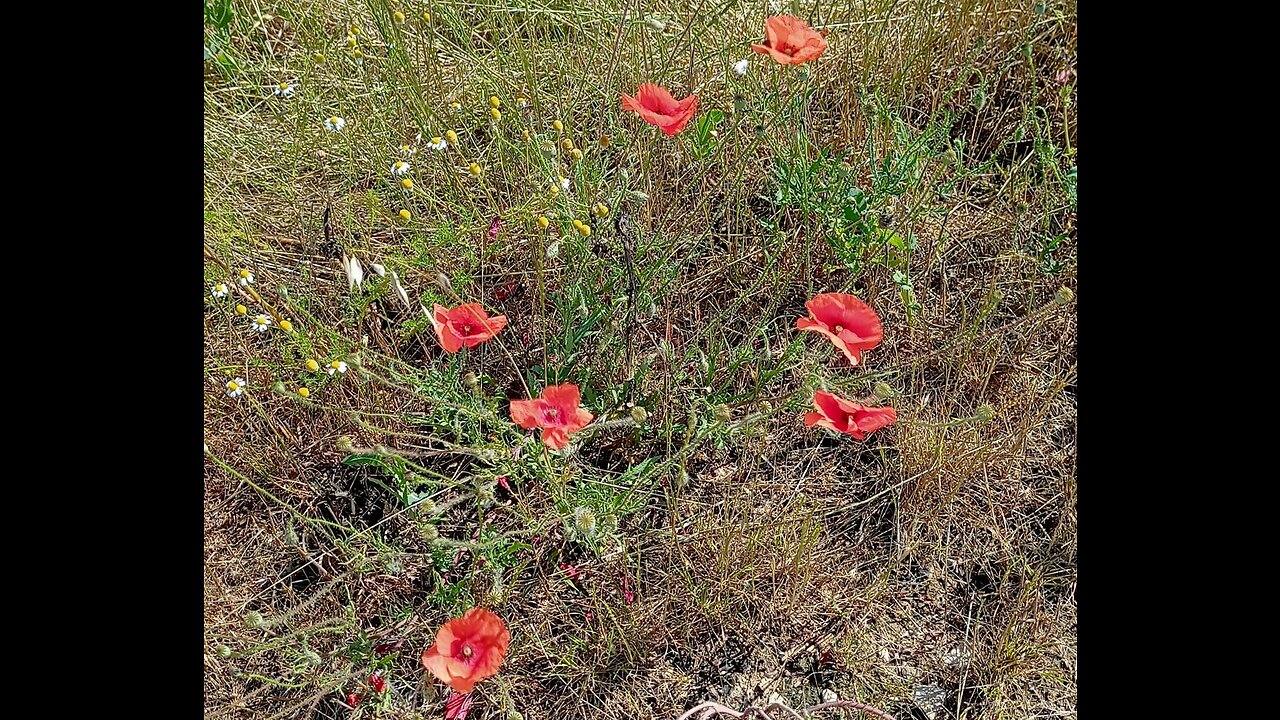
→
(713, 404, 732, 423)
(437, 273, 453, 292)
(573, 506, 597, 536)
(874, 382, 894, 401)
(1054, 286, 1074, 305)
(645, 17, 666, 31)
(477, 486, 496, 505)
(415, 498, 437, 515)
(337, 436, 355, 453)
(421, 524, 440, 542)
(302, 648, 322, 665)
(630, 406, 648, 424)
(463, 371, 479, 389)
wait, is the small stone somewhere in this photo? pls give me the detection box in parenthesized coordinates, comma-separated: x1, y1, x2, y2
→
(943, 645, 972, 668)
(911, 684, 948, 720)
(821, 688, 839, 703)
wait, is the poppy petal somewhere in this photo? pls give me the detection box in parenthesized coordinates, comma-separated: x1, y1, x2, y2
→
(431, 305, 465, 353)
(509, 399, 546, 430)
(635, 82, 680, 114)
(542, 427, 570, 450)
(853, 406, 897, 434)
(541, 383, 582, 412)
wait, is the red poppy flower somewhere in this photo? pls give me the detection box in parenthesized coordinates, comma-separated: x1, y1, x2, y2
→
(620, 83, 698, 136)
(421, 608, 510, 694)
(346, 693, 360, 707)
(752, 15, 829, 66)
(804, 391, 896, 440)
(795, 292, 883, 365)
(368, 673, 386, 693)
(509, 383, 595, 450)
(429, 303, 509, 353)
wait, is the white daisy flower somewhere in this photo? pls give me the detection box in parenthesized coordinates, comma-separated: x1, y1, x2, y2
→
(328, 360, 349, 375)
(273, 82, 296, 97)
(324, 116, 346, 132)
(732, 59, 750, 76)
(211, 283, 229, 298)
(391, 160, 412, 176)
(399, 143, 417, 156)
(450, 101, 462, 112)
(559, 176, 570, 191)
(427, 136, 448, 151)
(252, 314, 273, 332)
(238, 269, 254, 286)
(226, 378, 246, 397)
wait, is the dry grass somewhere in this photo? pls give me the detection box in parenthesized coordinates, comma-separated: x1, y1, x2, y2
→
(204, 1, 1076, 718)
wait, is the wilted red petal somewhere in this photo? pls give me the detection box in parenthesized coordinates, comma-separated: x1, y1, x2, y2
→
(754, 15, 829, 65)
(622, 83, 699, 136)
(488, 216, 502, 243)
(445, 691, 475, 720)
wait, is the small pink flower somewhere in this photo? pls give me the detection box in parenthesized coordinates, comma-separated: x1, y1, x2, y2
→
(369, 673, 386, 693)
(346, 693, 360, 707)
(1055, 67, 1075, 85)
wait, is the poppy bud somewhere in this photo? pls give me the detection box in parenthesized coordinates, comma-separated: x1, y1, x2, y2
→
(303, 648, 322, 665)
(416, 497, 437, 514)
(284, 522, 299, 547)
(874, 382, 895, 401)
(713, 404, 732, 423)
(347, 693, 360, 707)
(217, 645, 232, 658)
(369, 673, 387, 693)
(630, 406, 648, 424)
(674, 467, 689, 489)
(337, 436, 355, 453)
(437, 272, 453, 292)
(421, 524, 440, 542)
(547, 241, 561, 259)
(573, 506, 597, 536)
(975, 404, 995, 422)
(944, 148, 958, 165)
(477, 486, 496, 504)
(646, 17, 666, 31)
(1054, 286, 1074, 305)
(244, 611, 266, 629)
(463, 371, 479, 389)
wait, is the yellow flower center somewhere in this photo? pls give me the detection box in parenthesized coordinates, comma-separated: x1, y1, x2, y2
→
(278, 83, 288, 90)
(298, 387, 310, 397)
(432, 136, 442, 144)
(228, 382, 239, 391)
(306, 359, 319, 371)
(552, 120, 564, 132)
(394, 162, 405, 170)
(399, 209, 412, 221)
(446, 131, 458, 143)
(469, 164, 481, 176)
(239, 270, 249, 278)
(329, 117, 339, 125)
(236, 305, 247, 314)
(280, 320, 293, 331)
(401, 178, 413, 189)
(401, 145, 410, 152)
(331, 361, 342, 369)
(489, 96, 500, 108)
(490, 108, 502, 120)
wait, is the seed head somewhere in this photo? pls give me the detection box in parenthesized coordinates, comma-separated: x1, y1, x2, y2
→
(217, 645, 232, 658)
(462, 371, 479, 389)
(573, 506, 598, 536)
(421, 524, 439, 542)
(477, 486, 496, 505)
(437, 272, 453, 292)
(873, 382, 895, 401)
(1054, 286, 1075, 305)
(337, 436, 355, 453)
(976, 404, 996, 422)
(244, 611, 266, 629)
(713, 404, 732, 423)
(630, 406, 648, 424)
